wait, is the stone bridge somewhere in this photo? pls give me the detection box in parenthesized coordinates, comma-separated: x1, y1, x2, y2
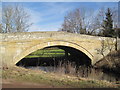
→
(0, 31, 118, 67)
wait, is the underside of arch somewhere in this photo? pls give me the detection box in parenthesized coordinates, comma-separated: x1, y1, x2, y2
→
(14, 40, 93, 65)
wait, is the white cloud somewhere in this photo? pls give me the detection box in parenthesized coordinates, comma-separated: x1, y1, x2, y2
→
(28, 3, 72, 23)
(23, 3, 71, 32)
(41, 3, 72, 16)
(29, 25, 41, 32)
(24, 3, 68, 24)
(25, 8, 43, 24)
(2, 1, 118, 32)
(29, 21, 62, 32)
(29, 24, 60, 32)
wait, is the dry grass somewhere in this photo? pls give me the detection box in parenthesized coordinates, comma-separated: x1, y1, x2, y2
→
(42, 60, 119, 84)
(2, 66, 118, 88)
(94, 49, 120, 73)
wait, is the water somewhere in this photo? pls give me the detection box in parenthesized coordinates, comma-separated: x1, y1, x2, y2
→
(18, 57, 120, 83)
(26, 66, 57, 72)
(25, 66, 120, 83)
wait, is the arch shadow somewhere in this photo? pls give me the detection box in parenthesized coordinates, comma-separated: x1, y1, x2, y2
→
(14, 40, 93, 65)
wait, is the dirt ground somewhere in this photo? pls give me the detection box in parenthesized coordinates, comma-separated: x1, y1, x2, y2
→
(2, 79, 55, 88)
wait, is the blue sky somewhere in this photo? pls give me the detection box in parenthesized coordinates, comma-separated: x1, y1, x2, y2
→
(2, 2, 118, 32)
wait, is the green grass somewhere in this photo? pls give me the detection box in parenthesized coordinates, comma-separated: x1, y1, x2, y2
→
(25, 48, 65, 58)
(2, 67, 118, 88)
(25, 54, 65, 58)
(32, 49, 65, 54)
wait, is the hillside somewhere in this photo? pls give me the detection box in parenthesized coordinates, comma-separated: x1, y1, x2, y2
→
(94, 49, 120, 74)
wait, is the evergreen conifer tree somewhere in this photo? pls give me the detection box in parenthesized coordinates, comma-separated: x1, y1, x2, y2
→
(102, 8, 115, 37)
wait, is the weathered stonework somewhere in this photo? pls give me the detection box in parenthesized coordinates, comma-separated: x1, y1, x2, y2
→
(0, 31, 118, 67)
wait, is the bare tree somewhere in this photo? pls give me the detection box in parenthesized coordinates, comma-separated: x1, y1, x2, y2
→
(61, 7, 102, 35)
(96, 37, 119, 68)
(96, 37, 116, 66)
(111, 7, 119, 51)
(95, 7, 106, 36)
(2, 5, 14, 33)
(0, 24, 2, 33)
(86, 16, 101, 35)
(112, 7, 118, 29)
(97, 39, 108, 58)
(97, 38, 115, 57)
(14, 5, 32, 32)
(85, 7, 118, 36)
(61, 6, 118, 37)
(2, 4, 32, 33)
(61, 8, 86, 34)
(95, 7, 119, 51)
(96, 7, 118, 36)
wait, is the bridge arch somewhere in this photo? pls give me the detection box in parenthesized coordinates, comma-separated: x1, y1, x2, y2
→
(14, 40, 94, 65)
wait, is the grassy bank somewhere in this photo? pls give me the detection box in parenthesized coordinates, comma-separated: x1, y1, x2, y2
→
(2, 66, 118, 88)
(94, 49, 120, 74)
(25, 48, 65, 58)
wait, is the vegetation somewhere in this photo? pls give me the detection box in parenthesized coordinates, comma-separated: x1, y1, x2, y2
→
(60, 8, 87, 34)
(116, 28, 120, 38)
(17, 47, 120, 85)
(101, 8, 115, 37)
(1, 3, 120, 88)
(25, 48, 65, 58)
(2, 66, 118, 88)
(94, 49, 120, 75)
(60, 7, 119, 38)
(2, 4, 32, 33)
(3, 42, 120, 88)
(1, 4, 119, 39)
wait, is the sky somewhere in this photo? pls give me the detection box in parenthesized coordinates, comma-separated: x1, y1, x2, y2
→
(1, 1, 119, 32)
(2, 0, 120, 2)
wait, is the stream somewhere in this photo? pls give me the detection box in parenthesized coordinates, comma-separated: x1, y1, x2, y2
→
(17, 57, 120, 83)
(25, 66, 120, 83)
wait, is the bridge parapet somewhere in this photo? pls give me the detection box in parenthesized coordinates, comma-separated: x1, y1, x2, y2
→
(1, 31, 107, 41)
